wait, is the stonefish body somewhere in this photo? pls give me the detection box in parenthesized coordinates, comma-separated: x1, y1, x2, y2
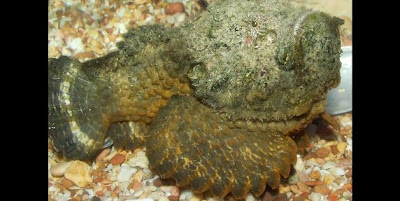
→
(48, 0, 343, 198)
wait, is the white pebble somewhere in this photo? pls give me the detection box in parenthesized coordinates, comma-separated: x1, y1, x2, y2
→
(329, 167, 346, 176)
(304, 167, 313, 175)
(245, 194, 257, 201)
(116, 7, 126, 18)
(119, 181, 131, 193)
(294, 155, 305, 172)
(117, 23, 127, 34)
(343, 191, 352, 199)
(143, 16, 155, 25)
(61, 47, 72, 57)
(308, 192, 323, 201)
(180, 189, 194, 199)
(306, 159, 319, 166)
(104, 163, 113, 172)
(51, 161, 72, 177)
(127, 151, 149, 169)
(133, 189, 144, 197)
(48, 185, 57, 192)
(166, 15, 175, 24)
(346, 138, 352, 146)
(175, 13, 186, 23)
(322, 161, 336, 170)
(328, 182, 341, 191)
(117, 164, 137, 182)
(67, 38, 84, 53)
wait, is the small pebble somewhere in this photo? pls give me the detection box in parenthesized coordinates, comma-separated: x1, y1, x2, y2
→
(245, 194, 257, 201)
(148, 191, 166, 200)
(322, 161, 336, 170)
(304, 167, 313, 175)
(288, 174, 299, 184)
(127, 151, 149, 168)
(168, 195, 179, 201)
(166, 15, 175, 24)
(96, 148, 111, 162)
(64, 161, 93, 187)
(336, 142, 347, 154)
(153, 178, 163, 187)
(298, 173, 310, 182)
(341, 183, 352, 191)
(130, 181, 143, 191)
(309, 170, 321, 180)
(323, 141, 337, 147)
(304, 181, 323, 186)
(160, 186, 173, 193)
(329, 167, 346, 176)
(346, 168, 352, 178)
(294, 156, 305, 172)
(117, 164, 137, 183)
(297, 182, 310, 193)
(308, 192, 323, 201)
(338, 159, 352, 170)
(290, 185, 303, 195)
(331, 145, 339, 155)
(342, 191, 352, 199)
(51, 161, 72, 177)
(313, 185, 330, 195)
(323, 174, 335, 185)
(110, 153, 126, 165)
(175, 13, 186, 23)
(279, 184, 290, 194)
(293, 195, 306, 201)
(95, 190, 104, 197)
(165, 2, 184, 15)
(134, 189, 145, 197)
(132, 171, 144, 182)
(61, 178, 75, 189)
(316, 158, 325, 165)
(316, 147, 330, 158)
(170, 186, 180, 197)
(328, 192, 338, 201)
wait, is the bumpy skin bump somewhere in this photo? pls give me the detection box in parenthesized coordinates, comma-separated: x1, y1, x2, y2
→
(48, 0, 343, 198)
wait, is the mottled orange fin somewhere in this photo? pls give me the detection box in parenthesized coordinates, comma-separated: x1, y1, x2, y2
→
(146, 95, 297, 199)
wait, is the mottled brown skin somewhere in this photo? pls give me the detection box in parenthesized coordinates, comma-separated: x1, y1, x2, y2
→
(48, 0, 343, 199)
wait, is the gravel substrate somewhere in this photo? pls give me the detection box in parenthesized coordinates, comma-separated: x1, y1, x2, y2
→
(48, 1, 352, 201)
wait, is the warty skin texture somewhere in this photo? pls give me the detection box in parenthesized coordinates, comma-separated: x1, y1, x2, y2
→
(48, 0, 343, 198)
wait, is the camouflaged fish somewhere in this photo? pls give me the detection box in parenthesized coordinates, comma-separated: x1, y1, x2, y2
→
(48, 0, 343, 198)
